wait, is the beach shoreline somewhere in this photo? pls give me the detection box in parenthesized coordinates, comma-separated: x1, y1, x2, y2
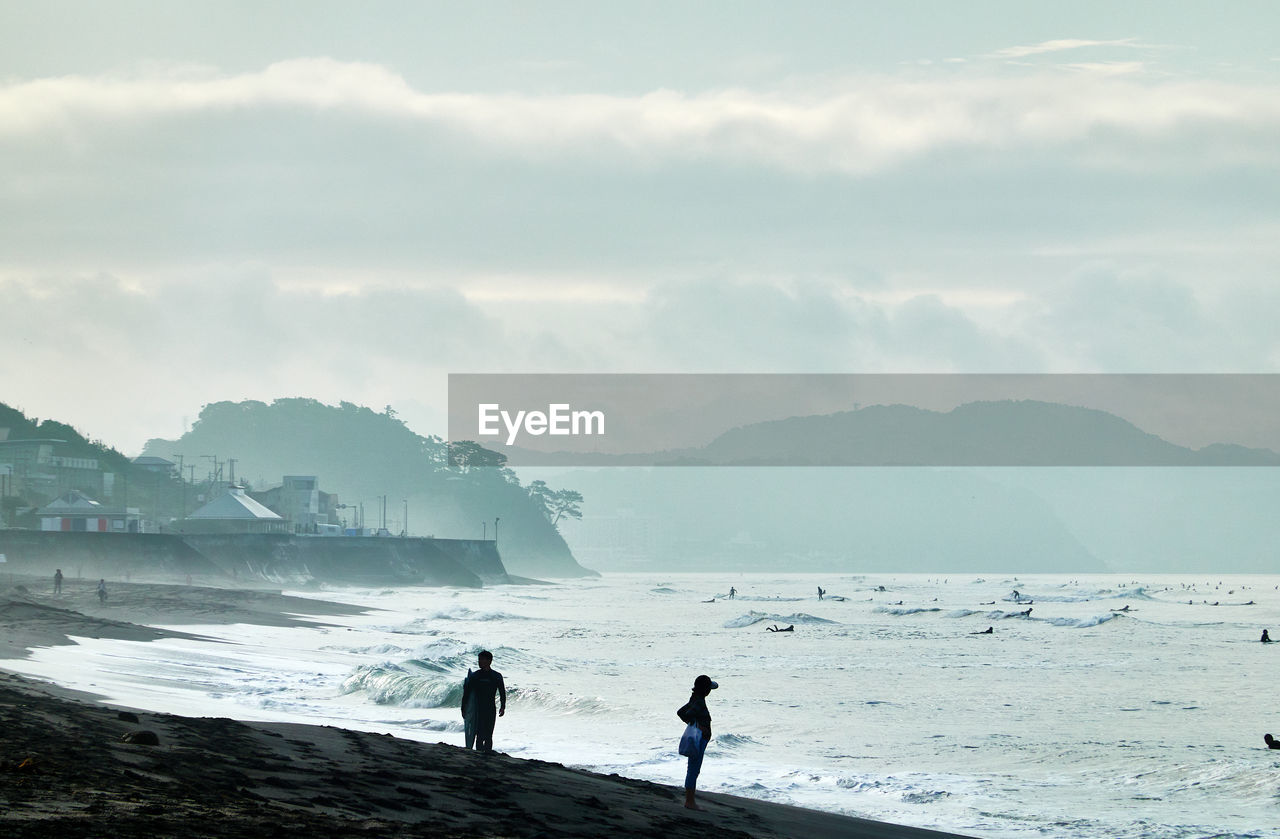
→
(1, 576, 973, 839)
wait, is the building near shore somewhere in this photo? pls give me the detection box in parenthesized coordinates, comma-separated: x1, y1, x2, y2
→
(250, 475, 341, 534)
(35, 489, 144, 533)
(181, 486, 288, 534)
(0, 435, 107, 500)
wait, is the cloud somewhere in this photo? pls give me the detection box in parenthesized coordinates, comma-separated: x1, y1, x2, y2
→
(987, 38, 1144, 60)
(3, 265, 1278, 452)
(1017, 263, 1219, 371)
(3, 58, 1279, 178)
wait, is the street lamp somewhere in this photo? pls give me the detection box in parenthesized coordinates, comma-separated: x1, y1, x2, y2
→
(494, 517, 500, 544)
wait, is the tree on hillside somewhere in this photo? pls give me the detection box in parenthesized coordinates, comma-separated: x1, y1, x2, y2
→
(548, 488, 583, 526)
(447, 441, 508, 473)
(526, 480, 583, 528)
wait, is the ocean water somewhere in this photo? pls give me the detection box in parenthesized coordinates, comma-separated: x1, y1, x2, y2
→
(6, 572, 1280, 838)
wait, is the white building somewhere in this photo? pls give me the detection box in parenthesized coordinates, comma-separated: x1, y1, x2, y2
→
(181, 486, 288, 534)
(36, 490, 144, 533)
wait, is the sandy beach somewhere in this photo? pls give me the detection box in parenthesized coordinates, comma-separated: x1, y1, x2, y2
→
(0, 576, 972, 838)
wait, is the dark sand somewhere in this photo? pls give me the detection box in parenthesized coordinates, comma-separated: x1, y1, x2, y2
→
(1, 577, 974, 839)
(2, 575, 372, 659)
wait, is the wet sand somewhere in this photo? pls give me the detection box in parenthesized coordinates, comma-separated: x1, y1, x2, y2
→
(1, 577, 973, 838)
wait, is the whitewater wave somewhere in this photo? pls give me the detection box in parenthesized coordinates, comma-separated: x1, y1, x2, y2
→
(342, 661, 466, 708)
(874, 606, 943, 616)
(417, 607, 535, 622)
(711, 732, 761, 751)
(505, 686, 609, 715)
(1001, 587, 1161, 604)
(1041, 613, 1122, 628)
(988, 609, 1035, 620)
(826, 772, 954, 805)
(725, 595, 807, 602)
(342, 641, 531, 708)
(723, 611, 838, 629)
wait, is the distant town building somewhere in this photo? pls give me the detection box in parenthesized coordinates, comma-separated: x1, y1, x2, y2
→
(0, 434, 108, 499)
(181, 486, 288, 534)
(131, 456, 176, 476)
(251, 476, 341, 534)
(35, 490, 144, 533)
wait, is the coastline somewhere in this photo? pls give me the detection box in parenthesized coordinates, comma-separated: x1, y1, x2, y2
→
(0, 576, 974, 839)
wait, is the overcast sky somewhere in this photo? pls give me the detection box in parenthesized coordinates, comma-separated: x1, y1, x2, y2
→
(3, 2, 1279, 453)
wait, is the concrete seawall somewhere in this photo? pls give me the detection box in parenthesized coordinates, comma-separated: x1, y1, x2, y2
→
(0, 531, 512, 588)
(0, 531, 221, 582)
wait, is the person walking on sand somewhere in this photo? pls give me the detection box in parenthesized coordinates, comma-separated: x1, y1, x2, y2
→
(461, 651, 505, 752)
(96, 579, 107, 604)
(677, 674, 717, 810)
(53, 569, 63, 595)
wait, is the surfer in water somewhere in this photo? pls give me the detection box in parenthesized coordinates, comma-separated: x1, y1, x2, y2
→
(1262, 629, 1273, 643)
(766, 624, 795, 632)
(1265, 733, 1280, 749)
(973, 626, 993, 634)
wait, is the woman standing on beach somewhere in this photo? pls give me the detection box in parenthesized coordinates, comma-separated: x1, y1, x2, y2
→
(677, 674, 717, 810)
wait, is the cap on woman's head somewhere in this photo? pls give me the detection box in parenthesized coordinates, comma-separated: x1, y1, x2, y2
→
(693, 674, 719, 691)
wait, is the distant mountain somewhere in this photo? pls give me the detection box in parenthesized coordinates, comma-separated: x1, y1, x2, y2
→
(501, 400, 1280, 466)
(140, 399, 593, 578)
(698, 400, 1280, 466)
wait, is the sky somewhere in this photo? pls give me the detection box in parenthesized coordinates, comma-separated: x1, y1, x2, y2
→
(3, 1, 1279, 453)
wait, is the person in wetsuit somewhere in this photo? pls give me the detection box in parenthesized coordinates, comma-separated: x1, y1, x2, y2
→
(461, 651, 506, 752)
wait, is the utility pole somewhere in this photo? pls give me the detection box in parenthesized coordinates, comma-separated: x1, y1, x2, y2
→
(227, 458, 238, 487)
(174, 455, 188, 519)
(202, 455, 223, 497)
(402, 499, 408, 537)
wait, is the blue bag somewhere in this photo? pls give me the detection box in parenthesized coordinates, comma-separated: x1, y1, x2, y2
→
(678, 723, 704, 756)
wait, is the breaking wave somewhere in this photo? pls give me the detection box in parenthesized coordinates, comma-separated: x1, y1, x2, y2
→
(723, 611, 838, 629)
(416, 607, 536, 622)
(1041, 613, 1122, 628)
(874, 606, 943, 616)
(1001, 587, 1161, 604)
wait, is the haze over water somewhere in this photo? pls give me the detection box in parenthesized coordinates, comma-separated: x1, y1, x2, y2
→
(8, 572, 1280, 838)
